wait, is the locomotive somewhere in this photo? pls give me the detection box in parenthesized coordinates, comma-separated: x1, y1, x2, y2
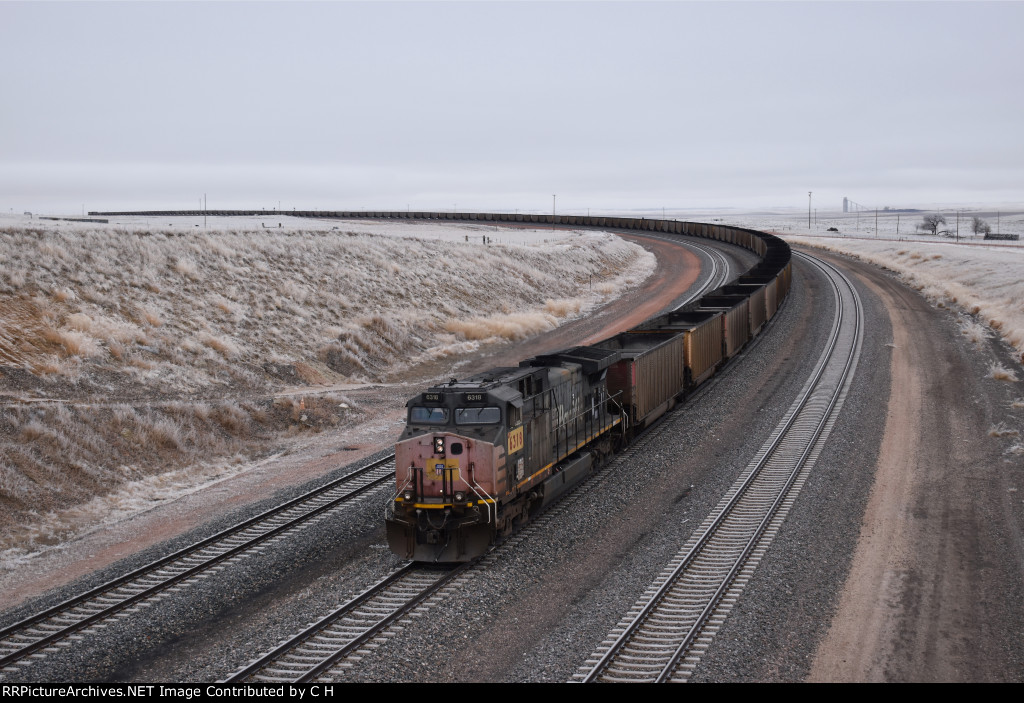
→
(385, 218, 792, 562)
(386, 348, 623, 562)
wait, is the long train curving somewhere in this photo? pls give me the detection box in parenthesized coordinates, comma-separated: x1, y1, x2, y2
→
(89, 209, 792, 563)
(379, 216, 791, 562)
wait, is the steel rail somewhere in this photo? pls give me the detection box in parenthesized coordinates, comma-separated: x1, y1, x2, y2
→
(656, 255, 860, 681)
(629, 233, 735, 310)
(0, 455, 396, 674)
(679, 240, 732, 300)
(224, 562, 471, 683)
(578, 251, 862, 683)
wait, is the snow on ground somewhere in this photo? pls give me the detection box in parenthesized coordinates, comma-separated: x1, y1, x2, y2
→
(0, 212, 587, 246)
(786, 234, 1024, 364)
(693, 207, 1024, 367)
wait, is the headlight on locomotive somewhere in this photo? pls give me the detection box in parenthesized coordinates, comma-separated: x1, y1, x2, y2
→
(402, 488, 416, 502)
(453, 491, 466, 504)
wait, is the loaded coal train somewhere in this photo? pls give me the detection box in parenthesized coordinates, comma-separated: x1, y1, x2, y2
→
(384, 217, 792, 562)
(89, 208, 792, 563)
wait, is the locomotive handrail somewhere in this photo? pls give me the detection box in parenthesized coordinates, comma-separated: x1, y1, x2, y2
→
(385, 473, 415, 518)
(387, 460, 496, 524)
(550, 388, 624, 434)
(466, 478, 496, 524)
(551, 388, 623, 460)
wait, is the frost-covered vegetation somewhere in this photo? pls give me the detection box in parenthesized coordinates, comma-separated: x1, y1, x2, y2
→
(785, 237, 1024, 366)
(0, 217, 654, 556)
(0, 221, 651, 386)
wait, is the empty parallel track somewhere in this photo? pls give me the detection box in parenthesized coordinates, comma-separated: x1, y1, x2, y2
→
(576, 252, 863, 683)
(224, 563, 470, 683)
(678, 239, 732, 301)
(0, 455, 396, 676)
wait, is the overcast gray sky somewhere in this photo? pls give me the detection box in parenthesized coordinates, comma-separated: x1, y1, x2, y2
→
(2, 1, 1021, 215)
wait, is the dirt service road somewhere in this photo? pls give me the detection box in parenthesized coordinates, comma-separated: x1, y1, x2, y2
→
(807, 251, 1024, 682)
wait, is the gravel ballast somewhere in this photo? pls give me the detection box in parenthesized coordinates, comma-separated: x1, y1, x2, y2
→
(6, 243, 1021, 683)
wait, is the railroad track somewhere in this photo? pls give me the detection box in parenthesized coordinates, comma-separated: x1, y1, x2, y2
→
(575, 251, 863, 683)
(214, 237, 736, 683)
(634, 233, 734, 310)
(224, 562, 470, 683)
(0, 455, 396, 677)
(678, 239, 732, 301)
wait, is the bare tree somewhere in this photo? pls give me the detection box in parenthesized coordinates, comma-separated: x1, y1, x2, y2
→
(920, 213, 947, 235)
(972, 216, 992, 237)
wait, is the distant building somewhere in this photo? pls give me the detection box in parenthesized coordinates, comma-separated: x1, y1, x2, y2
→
(843, 197, 849, 213)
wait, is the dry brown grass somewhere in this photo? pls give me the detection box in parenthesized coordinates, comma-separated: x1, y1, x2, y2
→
(988, 363, 1019, 382)
(0, 220, 651, 555)
(544, 298, 584, 317)
(293, 361, 327, 385)
(0, 223, 648, 389)
(65, 313, 92, 331)
(143, 308, 163, 326)
(0, 395, 358, 543)
(959, 318, 991, 347)
(35, 357, 64, 375)
(200, 333, 242, 358)
(445, 312, 559, 342)
(988, 423, 1021, 438)
(43, 328, 102, 358)
(172, 257, 200, 280)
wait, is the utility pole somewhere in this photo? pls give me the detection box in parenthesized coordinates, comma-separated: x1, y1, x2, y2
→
(204, 193, 207, 229)
(808, 191, 812, 230)
(875, 208, 878, 237)
(552, 194, 556, 219)
(956, 210, 960, 242)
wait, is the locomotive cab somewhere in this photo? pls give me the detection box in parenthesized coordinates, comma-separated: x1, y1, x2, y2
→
(387, 370, 533, 562)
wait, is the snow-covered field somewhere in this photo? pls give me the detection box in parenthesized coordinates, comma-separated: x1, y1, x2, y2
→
(10, 212, 583, 245)
(694, 208, 1024, 368)
(0, 214, 655, 561)
(786, 237, 1024, 364)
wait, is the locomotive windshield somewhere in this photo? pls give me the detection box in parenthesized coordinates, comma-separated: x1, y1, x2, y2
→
(409, 407, 449, 424)
(455, 407, 501, 425)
